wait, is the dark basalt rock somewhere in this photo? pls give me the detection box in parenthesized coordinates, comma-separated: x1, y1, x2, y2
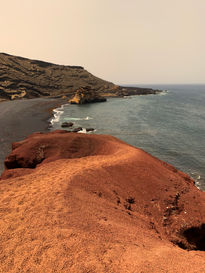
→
(86, 128, 95, 132)
(72, 127, 83, 133)
(61, 122, 74, 128)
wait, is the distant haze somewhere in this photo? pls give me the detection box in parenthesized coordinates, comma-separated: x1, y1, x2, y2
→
(1, 0, 205, 84)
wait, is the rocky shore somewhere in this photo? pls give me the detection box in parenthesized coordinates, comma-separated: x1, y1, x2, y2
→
(0, 131, 204, 272)
(0, 53, 161, 101)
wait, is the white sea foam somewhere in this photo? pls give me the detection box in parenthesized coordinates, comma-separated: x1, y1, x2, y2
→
(195, 175, 201, 187)
(158, 90, 168, 96)
(191, 171, 202, 190)
(50, 104, 67, 125)
(78, 128, 87, 134)
(195, 180, 201, 189)
(78, 128, 97, 134)
(85, 116, 92, 120)
(65, 116, 93, 121)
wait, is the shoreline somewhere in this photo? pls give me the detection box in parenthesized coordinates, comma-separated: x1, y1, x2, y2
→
(49, 92, 204, 192)
(0, 97, 66, 174)
(0, 92, 161, 175)
(1, 92, 204, 192)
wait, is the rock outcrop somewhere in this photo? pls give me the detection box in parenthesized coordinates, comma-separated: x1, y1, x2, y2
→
(68, 86, 107, 104)
(0, 131, 204, 272)
(0, 53, 161, 101)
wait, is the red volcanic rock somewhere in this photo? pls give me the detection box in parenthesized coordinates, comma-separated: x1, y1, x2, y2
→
(2, 130, 117, 172)
(0, 131, 204, 272)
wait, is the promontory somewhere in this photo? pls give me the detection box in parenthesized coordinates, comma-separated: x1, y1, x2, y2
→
(0, 52, 161, 101)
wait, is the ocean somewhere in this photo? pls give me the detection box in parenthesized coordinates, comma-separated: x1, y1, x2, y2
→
(50, 84, 205, 191)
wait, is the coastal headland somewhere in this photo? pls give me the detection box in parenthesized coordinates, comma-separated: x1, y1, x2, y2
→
(0, 52, 161, 101)
(0, 131, 204, 272)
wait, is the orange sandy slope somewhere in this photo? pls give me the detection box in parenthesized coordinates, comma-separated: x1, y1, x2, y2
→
(0, 131, 204, 272)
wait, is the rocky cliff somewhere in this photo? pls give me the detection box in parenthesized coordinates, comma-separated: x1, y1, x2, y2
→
(0, 53, 161, 101)
(0, 131, 204, 272)
(68, 86, 106, 104)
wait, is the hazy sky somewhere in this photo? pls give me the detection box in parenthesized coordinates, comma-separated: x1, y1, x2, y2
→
(1, 0, 205, 84)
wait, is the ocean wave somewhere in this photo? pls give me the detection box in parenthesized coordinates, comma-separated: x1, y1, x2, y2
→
(78, 128, 96, 134)
(64, 116, 93, 121)
(158, 90, 168, 96)
(195, 177, 205, 191)
(49, 102, 93, 126)
(78, 128, 87, 134)
(50, 104, 66, 125)
(190, 171, 204, 190)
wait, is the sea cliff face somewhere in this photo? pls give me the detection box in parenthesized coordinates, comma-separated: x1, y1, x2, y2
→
(0, 53, 161, 101)
(0, 131, 204, 272)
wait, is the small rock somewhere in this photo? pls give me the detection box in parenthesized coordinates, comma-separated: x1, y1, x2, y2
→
(72, 127, 83, 133)
(86, 128, 95, 132)
(61, 122, 74, 128)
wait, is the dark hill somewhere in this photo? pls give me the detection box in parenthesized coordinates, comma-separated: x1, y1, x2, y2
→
(0, 53, 160, 101)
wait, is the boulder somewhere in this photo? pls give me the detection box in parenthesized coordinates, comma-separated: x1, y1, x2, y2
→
(68, 86, 107, 104)
(72, 127, 83, 133)
(86, 128, 95, 132)
(61, 122, 74, 128)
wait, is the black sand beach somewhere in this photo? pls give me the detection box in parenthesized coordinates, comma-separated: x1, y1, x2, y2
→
(0, 98, 65, 175)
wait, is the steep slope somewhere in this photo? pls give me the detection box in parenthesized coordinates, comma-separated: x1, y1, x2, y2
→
(0, 53, 160, 101)
(0, 131, 204, 272)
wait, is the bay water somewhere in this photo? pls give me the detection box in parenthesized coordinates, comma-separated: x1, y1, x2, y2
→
(51, 84, 205, 191)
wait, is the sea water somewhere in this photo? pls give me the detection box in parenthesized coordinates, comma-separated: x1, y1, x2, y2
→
(50, 84, 205, 191)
